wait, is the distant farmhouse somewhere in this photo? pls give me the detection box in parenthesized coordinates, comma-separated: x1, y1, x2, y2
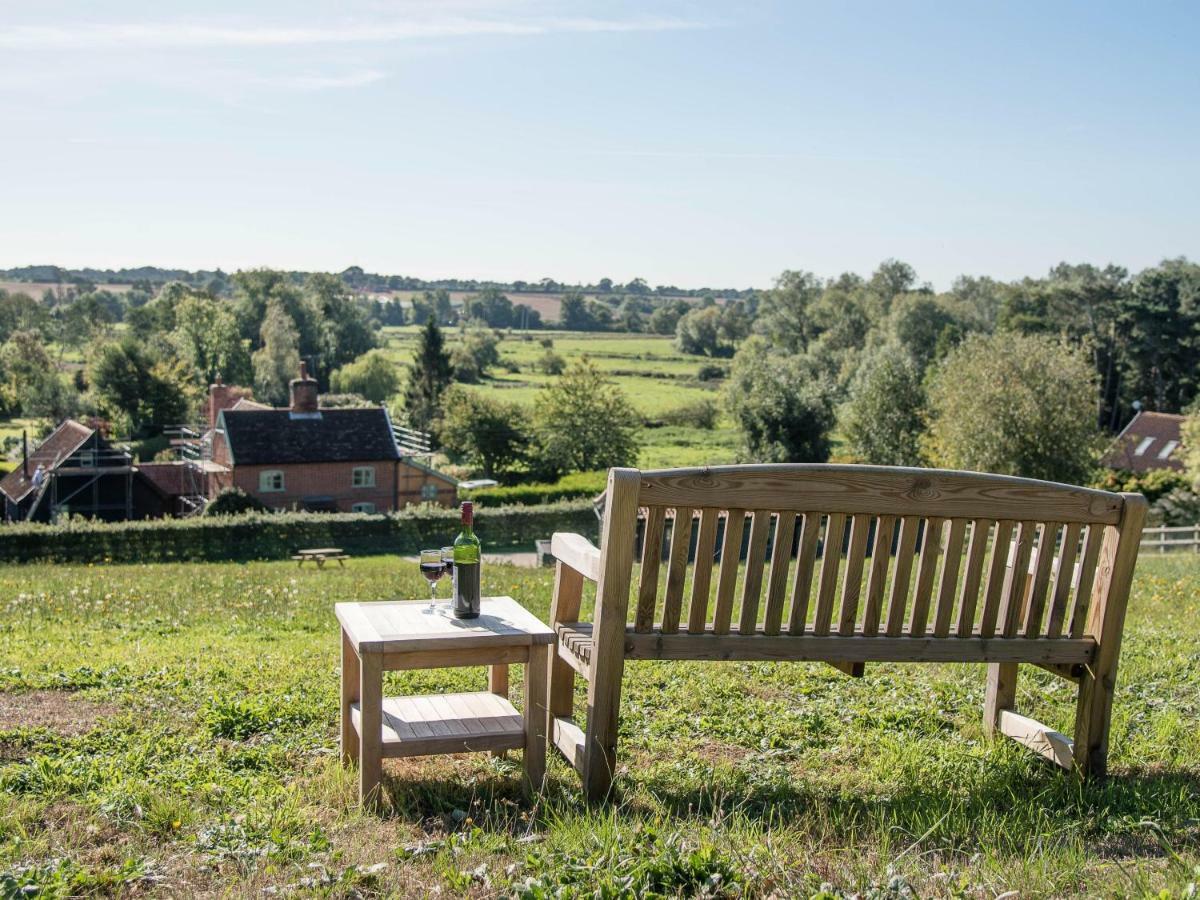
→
(1102, 410, 1185, 473)
(2, 364, 456, 522)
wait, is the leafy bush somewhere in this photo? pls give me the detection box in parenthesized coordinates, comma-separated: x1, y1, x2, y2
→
(1093, 467, 1189, 503)
(535, 349, 566, 375)
(531, 362, 639, 480)
(329, 349, 400, 403)
(204, 487, 268, 517)
(436, 386, 529, 477)
(655, 399, 719, 430)
(458, 470, 607, 505)
(696, 363, 727, 382)
(839, 342, 926, 466)
(926, 333, 1102, 484)
(0, 501, 597, 563)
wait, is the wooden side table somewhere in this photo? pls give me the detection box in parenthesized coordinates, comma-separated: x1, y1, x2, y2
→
(336, 596, 554, 807)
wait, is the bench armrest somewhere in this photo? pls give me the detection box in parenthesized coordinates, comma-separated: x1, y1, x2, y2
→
(551, 532, 601, 582)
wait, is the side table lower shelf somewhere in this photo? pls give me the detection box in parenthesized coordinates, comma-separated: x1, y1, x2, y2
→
(349, 691, 526, 758)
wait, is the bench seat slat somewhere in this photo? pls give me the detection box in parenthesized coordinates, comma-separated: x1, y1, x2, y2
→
(737, 510, 773, 635)
(909, 517, 945, 637)
(687, 508, 720, 634)
(934, 518, 967, 637)
(1045, 522, 1081, 639)
(1024, 522, 1059, 637)
(979, 520, 1015, 637)
(955, 519, 991, 637)
(1071, 523, 1105, 639)
(885, 515, 920, 636)
(838, 514, 871, 635)
(634, 506, 666, 633)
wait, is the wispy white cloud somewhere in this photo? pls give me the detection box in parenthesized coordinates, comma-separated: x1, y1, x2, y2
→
(254, 69, 388, 91)
(0, 16, 705, 51)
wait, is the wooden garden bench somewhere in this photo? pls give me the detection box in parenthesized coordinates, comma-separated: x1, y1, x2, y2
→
(546, 465, 1146, 801)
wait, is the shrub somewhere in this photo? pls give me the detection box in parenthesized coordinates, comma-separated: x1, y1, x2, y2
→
(536, 349, 567, 375)
(329, 349, 400, 403)
(458, 470, 607, 505)
(656, 400, 719, 430)
(1093, 467, 1188, 503)
(531, 362, 640, 480)
(925, 333, 1102, 484)
(436, 386, 529, 478)
(0, 501, 597, 564)
(696, 363, 727, 382)
(205, 487, 268, 517)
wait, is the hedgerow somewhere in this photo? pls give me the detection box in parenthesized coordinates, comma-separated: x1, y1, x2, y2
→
(0, 501, 596, 563)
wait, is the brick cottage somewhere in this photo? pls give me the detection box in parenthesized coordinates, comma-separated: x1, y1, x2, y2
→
(209, 364, 456, 513)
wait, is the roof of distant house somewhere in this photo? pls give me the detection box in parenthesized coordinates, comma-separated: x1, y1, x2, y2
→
(1102, 410, 1185, 473)
(217, 407, 401, 466)
(0, 419, 95, 503)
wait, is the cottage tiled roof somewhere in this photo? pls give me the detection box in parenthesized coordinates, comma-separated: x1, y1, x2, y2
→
(0, 419, 94, 503)
(1102, 410, 1185, 473)
(219, 407, 401, 466)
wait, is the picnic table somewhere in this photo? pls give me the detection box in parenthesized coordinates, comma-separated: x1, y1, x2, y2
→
(293, 548, 349, 569)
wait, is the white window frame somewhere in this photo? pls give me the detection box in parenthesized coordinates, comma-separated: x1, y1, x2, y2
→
(1158, 439, 1179, 460)
(352, 502, 376, 514)
(420, 483, 439, 501)
(352, 466, 376, 488)
(1132, 436, 1155, 457)
(259, 470, 285, 493)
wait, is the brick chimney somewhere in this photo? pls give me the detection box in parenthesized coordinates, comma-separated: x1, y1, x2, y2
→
(290, 361, 319, 415)
(209, 375, 233, 430)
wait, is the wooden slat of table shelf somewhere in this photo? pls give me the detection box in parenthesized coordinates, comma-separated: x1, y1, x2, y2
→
(350, 691, 526, 757)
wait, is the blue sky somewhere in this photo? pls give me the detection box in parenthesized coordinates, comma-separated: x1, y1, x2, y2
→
(1, 1, 1196, 289)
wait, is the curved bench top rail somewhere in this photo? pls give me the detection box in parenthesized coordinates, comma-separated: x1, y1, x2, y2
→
(634, 464, 1124, 526)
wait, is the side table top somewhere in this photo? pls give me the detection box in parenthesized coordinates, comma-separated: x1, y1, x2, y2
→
(336, 596, 555, 653)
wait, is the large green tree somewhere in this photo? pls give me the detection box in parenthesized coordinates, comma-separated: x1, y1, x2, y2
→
(330, 349, 401, 404)
(839, 343, 926, 466)
(403, 317, 454, 431)
(252, 300, 301, 406)
(436, 386, 529, 477)
(171, 295, 251, 385)
(925, 332, 1101, 483)
(724, 337, 836, 463)
(88, 339, 192, 436)
(531, 361, 639, 479)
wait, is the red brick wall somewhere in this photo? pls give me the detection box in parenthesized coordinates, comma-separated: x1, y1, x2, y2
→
(224, 460, 455, 512)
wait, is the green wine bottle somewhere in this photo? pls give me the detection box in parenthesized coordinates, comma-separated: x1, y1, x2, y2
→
(452, 501, 481, 619)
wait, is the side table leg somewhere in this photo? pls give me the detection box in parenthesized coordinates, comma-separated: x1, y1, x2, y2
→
(340, 630, 360, 766)
(523, 644, 548, 795)
(489, 663, 510, 758)
(359, 652, 383, 809)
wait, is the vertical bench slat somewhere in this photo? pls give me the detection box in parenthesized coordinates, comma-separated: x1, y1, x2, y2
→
(838, 514, 871, 635)
(999, 521, 1036, 638)
(1070, 523, 1106, 639)
(884, 515, 920, 636)
(955, 519, 991, 637)
(813, 513, 847, 636)
(933, 518, 967, 637)
(861, 514, 896, 636)
(634, 506, 666, 633)
(1044, 521, 1081, 639)
(711, 509, 746, 635)
(737, 510, 773, 634)
(909, 517, 945, 637)
(687, 508, 720, 634)
(660, 507, 693, 634)
(979, 519, 1015, 638)
(787, 513, 822, 635)
(1023, 522, 1059, 637)
(762, 512, 797, 635)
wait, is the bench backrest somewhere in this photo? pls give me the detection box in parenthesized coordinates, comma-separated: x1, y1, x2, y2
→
(595, 465, 1141, 644)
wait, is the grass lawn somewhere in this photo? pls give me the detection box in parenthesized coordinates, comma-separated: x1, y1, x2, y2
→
(0, 554, 1197, 896)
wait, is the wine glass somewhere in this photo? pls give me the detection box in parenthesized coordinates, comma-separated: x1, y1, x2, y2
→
(419, 549, 445, 612)
(441, 546, 455, 586)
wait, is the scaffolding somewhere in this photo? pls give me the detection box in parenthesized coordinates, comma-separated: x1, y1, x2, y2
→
(162, 424, 214, 516)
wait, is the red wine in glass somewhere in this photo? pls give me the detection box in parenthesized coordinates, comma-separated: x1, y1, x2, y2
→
(420, 549, 444, 611)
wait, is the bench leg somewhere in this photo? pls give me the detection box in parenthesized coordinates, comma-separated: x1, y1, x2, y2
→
(359, 653, 383, 810)
(523, 644, 548, 794)
(581, 655, 624, 803)
(1073, 665, 1113, 778)
(489, 663, 510, 758)
(984, 662, 1018, 737)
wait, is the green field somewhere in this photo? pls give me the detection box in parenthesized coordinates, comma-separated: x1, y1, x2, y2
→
(0, 554, 1197, 896)
(380, 327, 741, 470)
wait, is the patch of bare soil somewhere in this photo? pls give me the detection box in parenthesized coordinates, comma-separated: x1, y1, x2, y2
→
(0, 689, 118, 737)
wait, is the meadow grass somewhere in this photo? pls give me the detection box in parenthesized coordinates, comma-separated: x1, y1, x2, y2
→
(378, 327, 741, 469)
(0, 554, 1197, 897)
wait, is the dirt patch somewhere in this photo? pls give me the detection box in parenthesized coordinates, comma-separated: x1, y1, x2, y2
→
(0, 689, 119, 736)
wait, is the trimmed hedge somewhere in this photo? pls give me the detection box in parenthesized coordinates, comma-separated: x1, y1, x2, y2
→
(459, 471, 607, 506)
(0, 501, 598, 564)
